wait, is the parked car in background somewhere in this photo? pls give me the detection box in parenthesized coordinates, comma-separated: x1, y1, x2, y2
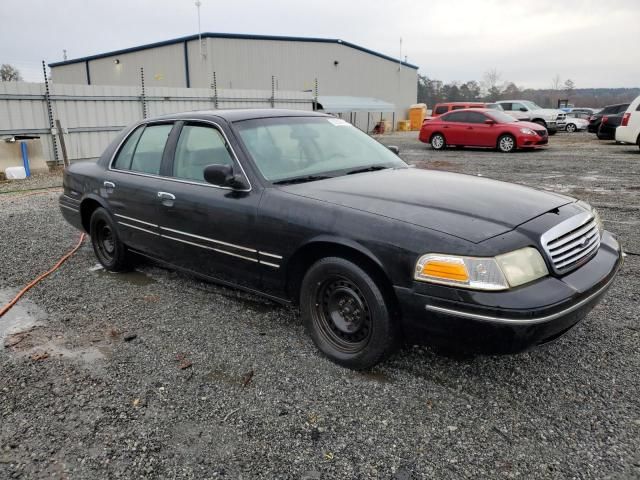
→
(597, 113, 624, 140)
(587, 103, 629, 133)
(497, 100, 566, 135)
(615, 96, 640, 150)
(570, 108, 598, 116)
(419, 109, 548, 152)
(431, 102, 490, 116)
(59, 109, 622, 368)
(563, 114, 589, 133)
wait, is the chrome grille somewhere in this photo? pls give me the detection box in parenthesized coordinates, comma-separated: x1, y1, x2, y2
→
(541, 212, 601, 273)
(534, 129, 547, 137)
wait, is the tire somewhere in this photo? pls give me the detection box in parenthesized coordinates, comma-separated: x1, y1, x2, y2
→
(497, 134, 516, 153)
(533, 119, 547, 129)
(90, 207, 132, 272)
(430, 133, 446, 150)
(565, 123, 577, 133)
(300, 257, 399, 370)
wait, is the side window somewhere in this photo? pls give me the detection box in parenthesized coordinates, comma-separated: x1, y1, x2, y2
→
(500, 103, 512, 111)
(172, 125, 234, 182)
(113, 126, 144, 170)
(129, 124, 173, 175)
(511, 102, 526, 111)
(466, 112, 487, 124)
(434, 105, 449, 115)
(442, 112, 466, 123)
(451, 105, 465, 110)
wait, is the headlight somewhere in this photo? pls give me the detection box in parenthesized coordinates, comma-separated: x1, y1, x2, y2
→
(414, 247, 548, 291)
(520, 127, 536, 135)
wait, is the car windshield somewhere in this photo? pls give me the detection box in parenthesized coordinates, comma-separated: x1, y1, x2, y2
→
(522, 101, 543, 110)
(234, 116, 407, 182)
(486, 111, 518, 124)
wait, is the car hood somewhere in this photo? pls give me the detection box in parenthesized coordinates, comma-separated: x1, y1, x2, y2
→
(279, 168, 574, 243)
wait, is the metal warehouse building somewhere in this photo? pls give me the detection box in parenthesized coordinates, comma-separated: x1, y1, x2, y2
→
(49, 32, 418, 127)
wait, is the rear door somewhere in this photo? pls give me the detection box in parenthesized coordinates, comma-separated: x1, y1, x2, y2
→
(440, 111, 467, 144)
(102, 122, 174, 255)
(153, 120, 264, 290)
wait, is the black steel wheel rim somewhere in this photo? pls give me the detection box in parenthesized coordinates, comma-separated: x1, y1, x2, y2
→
(313, 275, 372, 353)
(96, 221, 115, 262)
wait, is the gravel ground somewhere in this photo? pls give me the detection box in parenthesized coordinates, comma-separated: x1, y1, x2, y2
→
(0, 132, 639, 479)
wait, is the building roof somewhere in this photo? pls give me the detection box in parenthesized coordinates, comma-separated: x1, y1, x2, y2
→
(48, 32, 419, 70)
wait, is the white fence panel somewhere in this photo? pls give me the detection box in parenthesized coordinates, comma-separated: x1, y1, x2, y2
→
(0, 82, 314, 163)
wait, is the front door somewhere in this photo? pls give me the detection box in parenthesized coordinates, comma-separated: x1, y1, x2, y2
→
(463, 111, 496, 147)
(153, 121, 264, 290)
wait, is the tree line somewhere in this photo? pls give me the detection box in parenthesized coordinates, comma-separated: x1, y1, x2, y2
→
(418, 70, 640, 108)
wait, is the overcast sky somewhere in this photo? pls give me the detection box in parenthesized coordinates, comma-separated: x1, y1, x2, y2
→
(1, 0, 638, 88)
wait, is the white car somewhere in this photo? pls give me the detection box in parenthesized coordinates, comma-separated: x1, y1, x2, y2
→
(563, 115, 589, 133)
(497, 100, 567, 135)
(615, 95, 640, 150)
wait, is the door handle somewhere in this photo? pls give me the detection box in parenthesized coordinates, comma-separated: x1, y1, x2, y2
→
(466, 127, 473, 130)
(443, 125, 449, 128)
(158, 191, 176, 207)
(103, 181, 115, 189)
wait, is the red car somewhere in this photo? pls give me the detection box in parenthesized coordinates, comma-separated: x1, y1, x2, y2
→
(419, 108, 548, 153)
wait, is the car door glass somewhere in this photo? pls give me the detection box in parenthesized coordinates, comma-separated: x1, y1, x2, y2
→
(173, 125, 234, 182)
(465, 112, 487, 124)
(500, 103, 512, 111)
(511, 102, 525, 111)
(129, 124, 173, 175)
(113, 126, 144, 170)
(434, 106, 449, 115)
(442, 112, 467, 123)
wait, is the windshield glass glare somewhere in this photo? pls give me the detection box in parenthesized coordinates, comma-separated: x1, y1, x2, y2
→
(234, 117, 407, 182)
(487, 111, 518, 123)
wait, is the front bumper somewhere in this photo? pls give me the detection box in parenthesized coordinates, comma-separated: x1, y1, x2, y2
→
(518, 133, 548, 147)
(394, 232, 623, 353)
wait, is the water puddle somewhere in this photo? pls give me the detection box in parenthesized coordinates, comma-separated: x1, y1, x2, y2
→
(90, 264, 156, 286)
(0, 288, 46, 346)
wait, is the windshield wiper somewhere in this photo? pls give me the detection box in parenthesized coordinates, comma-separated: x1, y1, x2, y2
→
(272, 175, 332, 185)
(346, 165, 390, 175)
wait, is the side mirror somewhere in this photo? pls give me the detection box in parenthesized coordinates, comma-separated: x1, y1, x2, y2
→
(485, 119, 496, 125)
(519, 107, 528, 112)
(387, 145, 400, 155)
(203, 164, 247, 189)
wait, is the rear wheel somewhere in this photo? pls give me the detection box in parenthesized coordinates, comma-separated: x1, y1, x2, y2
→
(300, 257, 399, 370)
(430, 133, 446, 150)
(90, 207, 132, 272)
(497, 134, 516, 153)
(565, 123, 577, 133)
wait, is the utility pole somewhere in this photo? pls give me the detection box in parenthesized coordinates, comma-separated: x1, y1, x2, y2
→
(195, 0, 203, 61)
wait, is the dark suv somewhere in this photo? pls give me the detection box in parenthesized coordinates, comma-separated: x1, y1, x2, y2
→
(588, 103, 629, 134)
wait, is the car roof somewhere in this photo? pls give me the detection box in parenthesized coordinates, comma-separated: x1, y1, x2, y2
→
(436, 101, 485, 105)
(149, 109, 330, 123)
(442, 108, 491, 113)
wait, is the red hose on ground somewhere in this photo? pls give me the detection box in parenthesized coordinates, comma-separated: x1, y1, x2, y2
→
(0, 233, 86, 318)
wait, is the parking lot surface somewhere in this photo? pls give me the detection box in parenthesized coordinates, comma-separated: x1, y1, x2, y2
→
(1, 132, 638, 479)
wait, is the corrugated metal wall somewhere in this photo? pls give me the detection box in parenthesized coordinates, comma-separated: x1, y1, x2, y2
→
(0, 82, 313, 163)
(50, 36, 418, 129)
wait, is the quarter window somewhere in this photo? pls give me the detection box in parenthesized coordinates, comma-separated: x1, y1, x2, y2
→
(173, 125, 234, 182)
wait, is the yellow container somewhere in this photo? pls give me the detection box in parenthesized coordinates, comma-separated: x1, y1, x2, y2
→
(397, 120, 411, 131)
(409, 103, 427, 130)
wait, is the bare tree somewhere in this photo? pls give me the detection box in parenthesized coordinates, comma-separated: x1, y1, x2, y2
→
(551, 74, 562, 91)
(0, 64, 22, 82)
(564, 78, 575, 97)
(482, 68, 503, 101)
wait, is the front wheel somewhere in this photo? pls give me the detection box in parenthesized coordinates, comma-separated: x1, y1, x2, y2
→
(497, 134, 516, 153)
(90, 207, 132, 272)
(565, 123, 577, 133)
(300, 257, 399, 370)
(430, 133, 446, 150)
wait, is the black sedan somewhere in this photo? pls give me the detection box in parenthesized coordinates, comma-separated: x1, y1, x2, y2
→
(597, 112, 624, 140)
(588, 103, 629, 134)
(59, 110, 623, 369)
